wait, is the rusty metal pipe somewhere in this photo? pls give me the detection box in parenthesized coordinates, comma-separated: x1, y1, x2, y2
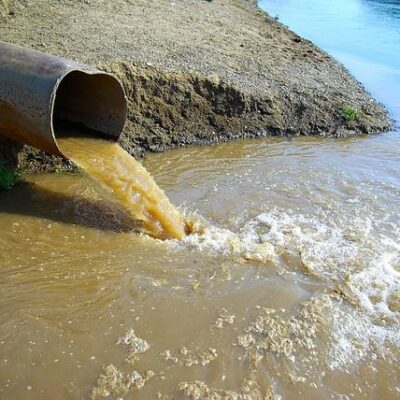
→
(0, 41, 127, 157)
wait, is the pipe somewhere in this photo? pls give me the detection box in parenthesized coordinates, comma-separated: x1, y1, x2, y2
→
(0, 41, 127, 157)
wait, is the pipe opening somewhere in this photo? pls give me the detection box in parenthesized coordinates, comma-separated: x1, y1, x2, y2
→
(53, 70, 127, 142)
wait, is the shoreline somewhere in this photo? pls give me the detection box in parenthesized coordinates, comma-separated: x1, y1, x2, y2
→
(0, 0, 394, 171)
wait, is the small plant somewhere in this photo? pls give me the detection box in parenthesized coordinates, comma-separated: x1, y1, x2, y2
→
(256, 4, 265, 16)
(0, 160, 19, 190)
(341, 105, 362, 122)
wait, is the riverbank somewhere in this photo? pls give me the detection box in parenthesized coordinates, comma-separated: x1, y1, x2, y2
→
(0, 0, 393, 171)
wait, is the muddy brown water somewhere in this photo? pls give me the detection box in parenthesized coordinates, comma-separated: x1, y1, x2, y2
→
(57, 135, 187, 240)
(1, 133, 399, 399)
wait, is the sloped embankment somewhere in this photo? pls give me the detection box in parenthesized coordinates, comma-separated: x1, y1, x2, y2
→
(108, 62, 392, 155)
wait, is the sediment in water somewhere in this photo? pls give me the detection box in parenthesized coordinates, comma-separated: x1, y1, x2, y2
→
(58, 135, 187, 239)
(0, 0, 393, 171)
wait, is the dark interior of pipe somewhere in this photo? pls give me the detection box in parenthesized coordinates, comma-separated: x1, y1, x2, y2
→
(53, 71, 126, 140)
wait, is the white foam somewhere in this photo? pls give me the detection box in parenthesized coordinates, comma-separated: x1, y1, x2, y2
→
(175, 213, 276, 263)
(248, 209, 400, 369)
(177, 207, 400, 370)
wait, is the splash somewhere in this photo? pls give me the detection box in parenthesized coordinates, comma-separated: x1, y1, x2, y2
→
(177, 208, 400, 372)
(246, 209, 400, 369)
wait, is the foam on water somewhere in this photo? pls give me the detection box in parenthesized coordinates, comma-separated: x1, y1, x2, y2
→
(177, 206, 400, 372)
(178, 212, 277, 263)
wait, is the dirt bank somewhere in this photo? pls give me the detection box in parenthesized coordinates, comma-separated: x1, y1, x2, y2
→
(0, 0, 393, 171)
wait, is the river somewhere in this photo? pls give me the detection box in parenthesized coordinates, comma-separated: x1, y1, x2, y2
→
(0, 0, 399, 399)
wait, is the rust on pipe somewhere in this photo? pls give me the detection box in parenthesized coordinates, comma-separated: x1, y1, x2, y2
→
(0, 40, 127, 157)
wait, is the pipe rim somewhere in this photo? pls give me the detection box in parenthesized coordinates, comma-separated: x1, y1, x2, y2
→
(50, 69, 127, 157)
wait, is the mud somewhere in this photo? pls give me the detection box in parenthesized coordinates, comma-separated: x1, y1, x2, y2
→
(0, 0, 393, 171)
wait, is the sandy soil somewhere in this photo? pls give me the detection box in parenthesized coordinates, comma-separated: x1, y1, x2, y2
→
(0, 0, 393, 170)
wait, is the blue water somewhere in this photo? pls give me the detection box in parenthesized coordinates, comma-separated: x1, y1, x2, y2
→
(259, 0, 400, 121)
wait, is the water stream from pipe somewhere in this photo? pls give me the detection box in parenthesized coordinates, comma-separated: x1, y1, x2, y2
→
(57, 134, 187, 240)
